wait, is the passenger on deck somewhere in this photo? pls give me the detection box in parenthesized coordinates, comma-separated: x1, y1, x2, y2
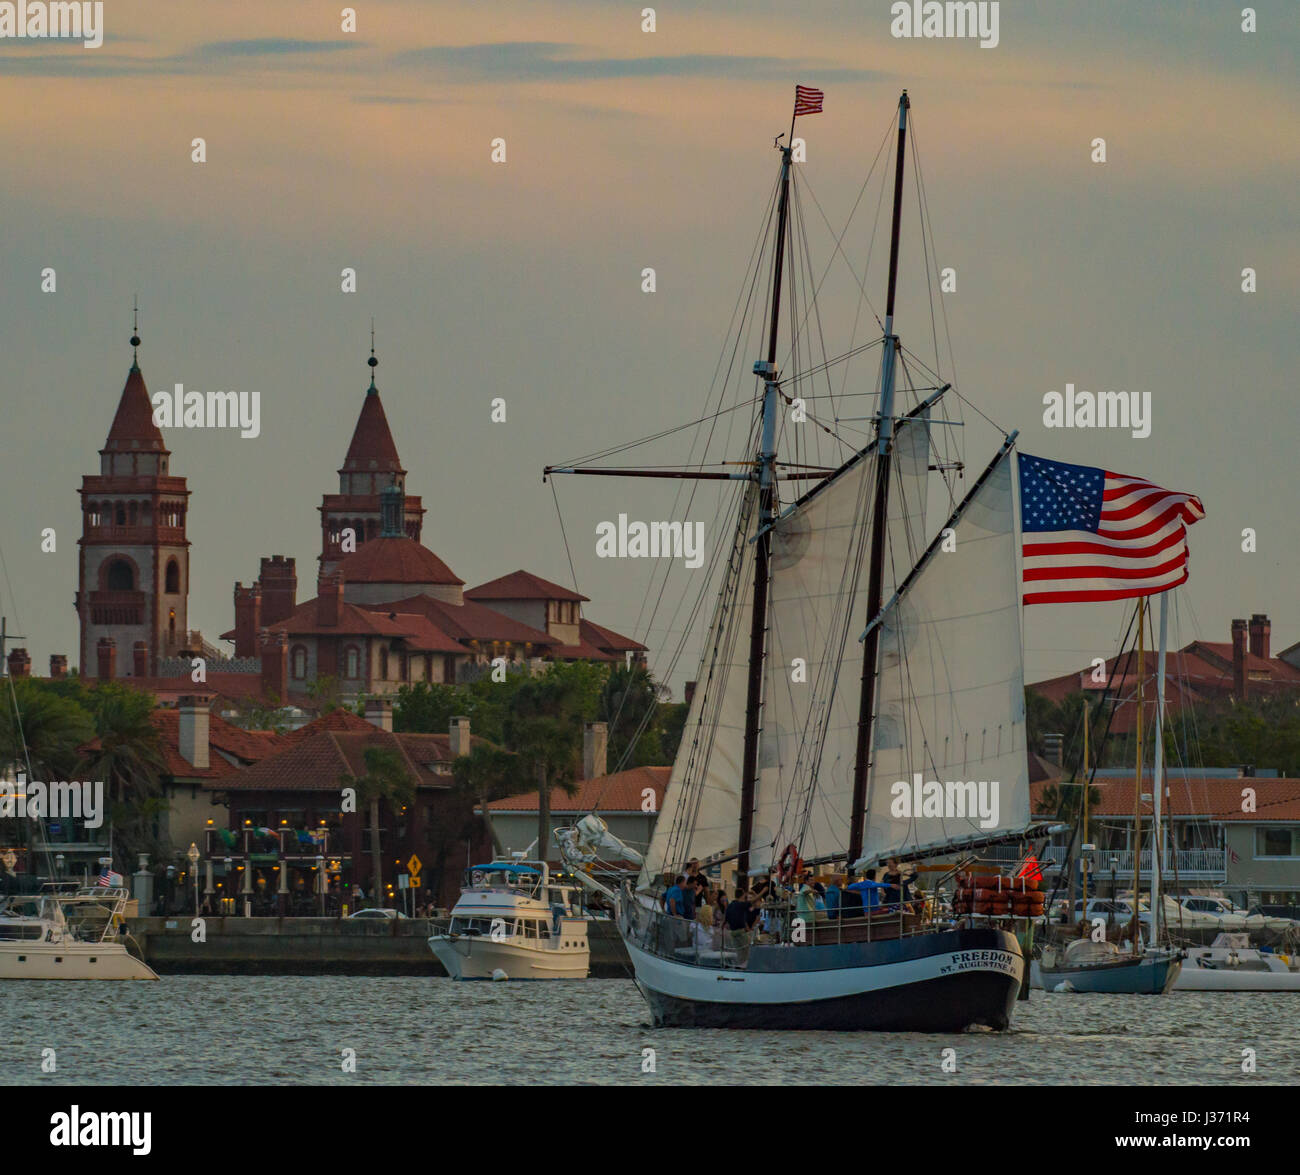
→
(825, 875, 843, 920)
(881, 858, 916, 908)
(664, 875, 686, 917)
(847, 873, 887, 910)
(680, 877, 697, 922)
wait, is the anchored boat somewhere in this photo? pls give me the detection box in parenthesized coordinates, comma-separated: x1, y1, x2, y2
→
(0, 885, 158, 981)
(427, 858, 589, 980)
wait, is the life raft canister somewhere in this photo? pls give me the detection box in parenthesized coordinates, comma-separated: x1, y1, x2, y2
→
(776, 843, 803, 883)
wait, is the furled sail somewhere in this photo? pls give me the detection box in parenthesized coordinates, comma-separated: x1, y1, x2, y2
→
(860, 441, 1029, 864)
(638, 483, 759, 887)
(758, 411, 932, 864)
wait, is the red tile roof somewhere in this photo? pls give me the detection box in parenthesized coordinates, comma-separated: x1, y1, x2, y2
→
(466, 569, 587, 603)
(279, 707, 376, 746)
(579, 617, 647, 653)
(82, 705, 284, 780)
(267, 596, 464, 651)
(377, 594, 558, 647)
(487, 765, 670, 813)
(217, 730, 461, 792)
(103, 363, 166, 452)
(338, 537, 463, 586)
(1030, 776, 1300, 821)
(107, 674, 309, 710)
(342, 386, 403, 473)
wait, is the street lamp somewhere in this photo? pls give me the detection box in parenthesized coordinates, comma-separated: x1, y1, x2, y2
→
(187, 842, 200, 917)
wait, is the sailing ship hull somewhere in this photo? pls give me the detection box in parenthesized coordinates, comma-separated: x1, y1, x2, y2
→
(626, 926, 1023, 1032)
(1029, 954, 1180, 994)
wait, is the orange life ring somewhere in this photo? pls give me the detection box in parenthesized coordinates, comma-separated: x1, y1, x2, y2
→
(776, 843, 803, 884)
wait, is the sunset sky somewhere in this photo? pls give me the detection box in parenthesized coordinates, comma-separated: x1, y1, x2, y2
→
(2, 0, 1296, 691)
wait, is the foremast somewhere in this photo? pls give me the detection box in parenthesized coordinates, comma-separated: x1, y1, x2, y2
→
(737, 136, 793, 877)
(848, 90, 910, 868)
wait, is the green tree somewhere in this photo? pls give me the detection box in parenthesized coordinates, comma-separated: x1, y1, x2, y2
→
(503, 676, 583, 861)
(451, 742, 525, 857)
(0, 677, 95, 781)
(393, 680, 474, 734)
(340, 746, 415, 906)
(599, 664, 666, 770)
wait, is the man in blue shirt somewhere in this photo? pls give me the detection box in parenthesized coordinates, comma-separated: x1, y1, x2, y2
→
(663, 875, 686, 917)
(824, 875, 843, 920)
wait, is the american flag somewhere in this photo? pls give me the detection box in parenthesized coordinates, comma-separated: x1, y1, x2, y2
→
(793, 84, 824, 117)
(97, 866, 123, 887)
(1019, 454, 1205, 605)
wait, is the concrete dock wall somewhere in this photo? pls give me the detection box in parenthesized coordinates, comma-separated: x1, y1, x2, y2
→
(125, 916, 632, 977)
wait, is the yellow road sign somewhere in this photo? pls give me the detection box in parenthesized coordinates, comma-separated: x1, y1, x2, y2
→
(406, 854, 422, 878)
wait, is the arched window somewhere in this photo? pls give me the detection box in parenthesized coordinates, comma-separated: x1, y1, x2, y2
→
(291, 645, 308, 680)
(379, 647, 389, 681)
(106, 560, 134, 591)
(165, 559, 180, 594)
(128, 501, 138, 525)
(344, 646, 360, 679)
(115, 502, 126, 526)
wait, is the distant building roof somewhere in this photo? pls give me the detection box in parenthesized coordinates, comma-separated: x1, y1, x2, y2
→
(217, 730, 465, 792)
(267, 595, 465, 652)
(486, 765, 670, 814)
(376, 594, 558, 648)
(342, 384, 403, 474)
(1030, 776, 1300, 821)
(579, 617, 646, 654)
(466, 569, 587, 603)
(103, 363, 166, 453)
(338, 537, 463, 586)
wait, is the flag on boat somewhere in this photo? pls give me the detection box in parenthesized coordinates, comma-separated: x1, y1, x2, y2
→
(97, 866, 123, 887)
(1018, 454, 1204, 605)
(793, 84, 824, 116)
(1016, 855, 1043, 881)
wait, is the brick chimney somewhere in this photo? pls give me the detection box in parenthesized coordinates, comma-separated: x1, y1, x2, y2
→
(1231, 618, 1248, 699)
(317, 571, 343, 628)
(364, 697, 393, 732)
(1249, 613, 1271, 662)
(233, 582, 262, 658)
(177, 695, 211, 770)
(96, 637, 117, 680)
(260, 629, 288, 700)
(6, 647, 30, 678)
(133, 640, 149, 678)
(49, 654, 67, 680)
(583, 721, 608, 780)
(450, 715, 472, 758)
(259, 555, 297, 625)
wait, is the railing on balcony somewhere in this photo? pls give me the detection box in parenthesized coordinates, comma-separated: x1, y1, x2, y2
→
(1082, 849, 1225, 877)
(87, 590, 145, 626)
(205, 827, 342, 858)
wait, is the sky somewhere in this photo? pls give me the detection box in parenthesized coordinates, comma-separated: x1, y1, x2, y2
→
(1, 0, 1296, 694)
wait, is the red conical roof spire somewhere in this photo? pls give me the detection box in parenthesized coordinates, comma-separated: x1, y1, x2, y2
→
(341, 330, 403, 474)
(103, 311, 167, 453)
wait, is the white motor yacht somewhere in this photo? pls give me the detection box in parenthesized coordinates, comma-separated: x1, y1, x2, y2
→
(0, 885, 158, 980)
(428, 858, 589, 980)
(1174, 932, 1300, 991)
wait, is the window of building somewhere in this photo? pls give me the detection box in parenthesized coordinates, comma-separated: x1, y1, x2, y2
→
(115, 502, 126, 526)
(106, 559, 134, 591)
(379, 647, 389, 680)
(344, 646, 360, 679)
(1255, 828, 1298, 858)
(291, 645, 308, 680)
(165, 559, 180, 594)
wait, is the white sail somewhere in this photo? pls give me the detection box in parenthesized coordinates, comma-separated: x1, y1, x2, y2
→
(638, 483, 759, 886)
(862, 444, 1029, 863)
(759, 412, 931, 863)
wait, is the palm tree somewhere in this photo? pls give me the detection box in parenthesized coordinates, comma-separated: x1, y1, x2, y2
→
(451, 742, 523, 857)
(503, 677, 583, 861)
(0, 678, 95, 782)
(340, 746, 415, 906)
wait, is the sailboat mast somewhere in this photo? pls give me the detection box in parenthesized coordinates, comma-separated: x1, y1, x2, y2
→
(1130, 600, 1146, 950)
(1151, 590, 1169, 941)
(737, 137, 794, 876)
(848, 90, 910, 868)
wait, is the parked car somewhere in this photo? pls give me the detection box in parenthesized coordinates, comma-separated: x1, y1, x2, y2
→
(346, 908, 406, 920)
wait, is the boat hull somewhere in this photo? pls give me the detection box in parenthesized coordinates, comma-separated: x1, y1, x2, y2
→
(627, 926, 1023, 1032)
(1174, 953, 1300, 991)
(1030, 954, 1180, 994)
(428, 935, 589, 980)
(0, 942, 158, 980)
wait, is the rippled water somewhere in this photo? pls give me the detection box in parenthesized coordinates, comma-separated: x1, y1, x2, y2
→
(4, 978, 1297, 1085)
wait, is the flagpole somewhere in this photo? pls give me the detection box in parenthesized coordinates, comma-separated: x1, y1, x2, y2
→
(1151, 589, 1169, 942)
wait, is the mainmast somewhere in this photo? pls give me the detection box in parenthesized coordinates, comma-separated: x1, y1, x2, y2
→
(737, 134, 794, 877)
(848, 90, 910, 868)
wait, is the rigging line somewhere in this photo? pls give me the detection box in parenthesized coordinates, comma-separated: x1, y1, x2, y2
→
(910, 114, 960, 411)
(550, 480, 580, 602)
(553, 398, 761, 469)
(909, 115, 944, 390)
(903, 346, 1009, 439)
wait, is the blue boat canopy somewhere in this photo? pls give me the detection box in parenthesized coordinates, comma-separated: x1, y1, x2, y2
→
(470, 863, 540, 874)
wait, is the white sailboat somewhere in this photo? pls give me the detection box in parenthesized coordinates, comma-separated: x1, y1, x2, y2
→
(551, 91, 1052, 1031)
